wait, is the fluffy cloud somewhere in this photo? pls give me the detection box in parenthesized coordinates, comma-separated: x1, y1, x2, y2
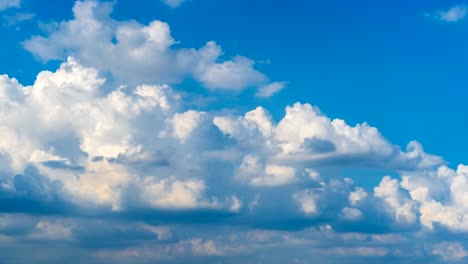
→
(0, 57, 444, 225)
(23, 0, 278, 92)
(374, 176, 418, 225)
(397, 165, 468, 232)
(1, 1, 467, 263)
(215, 102, 442, 177)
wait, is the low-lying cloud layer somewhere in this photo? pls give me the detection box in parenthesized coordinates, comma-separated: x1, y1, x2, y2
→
(1, 1, 467, 263)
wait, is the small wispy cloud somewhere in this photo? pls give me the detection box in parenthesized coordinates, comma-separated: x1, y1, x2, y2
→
(256, 81, 288, 98)
(427, 4, 468, 22)
(0, 0, 20, 11)
(161, 0, 186, 8)
(2, 12, 35, 28)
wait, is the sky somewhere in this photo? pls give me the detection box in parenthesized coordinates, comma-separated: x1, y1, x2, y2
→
(0, 0, 468, 263)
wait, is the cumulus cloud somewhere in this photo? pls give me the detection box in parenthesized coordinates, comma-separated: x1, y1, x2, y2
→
(214, 102, 442, 177)
(427, 4, 468, 22)
(397, 165, 468, 232)
(374, 176, 418, 226)
(0, 56, 444, 227)
(23, 0, 271, 92)
(0, 1, 467, 263)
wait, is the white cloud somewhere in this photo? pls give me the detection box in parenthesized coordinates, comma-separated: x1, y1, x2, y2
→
(0, 0, 20, 11)
(341, 207, 363, 221)
(2, 2, 468, 261)
(255, 81, 287, 98)
(171, 110, 209, 142)
(215, 102, 443, 176)
(142, 177, 211, 209)
(23, 1, 269, 92)
(359, 163, 468, 233)
(428, 5, 468, 22)
(399, 165, 468, 231)
(0, 55, 444, 221)
(194, 52, 267, 91)
(374, 176, 418, 225)
(349, 187, 367, 206)
(294, 189, 319, 215)
(235, 155, 297, 187)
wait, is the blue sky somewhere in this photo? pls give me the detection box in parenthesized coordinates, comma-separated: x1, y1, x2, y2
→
(0, 0, 468, 263)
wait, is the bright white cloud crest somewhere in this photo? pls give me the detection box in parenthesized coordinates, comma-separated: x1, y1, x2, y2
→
(0, 55, 444, 214)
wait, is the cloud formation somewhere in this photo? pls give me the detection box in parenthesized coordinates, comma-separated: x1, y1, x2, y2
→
(23, 0, 281, 93)
(0, 0, 467, 263)
(0, 56, 442, 217)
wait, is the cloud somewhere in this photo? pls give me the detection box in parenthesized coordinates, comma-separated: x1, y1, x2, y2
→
(195, 52, 267, 91)
(256, 81, 287, 98)
(0, 57, 444, 226)
(0, 1, 467, 263)
(161, 0, 187, 8)
(23, 0, 270, 92)
(2, 12, 35, 28)
(433, 242, 468, 262)
(428, 4, 468, 22)
(0, 0, 20, 11)
(399, 165, 468, 232)
(374, 176, 418, 226)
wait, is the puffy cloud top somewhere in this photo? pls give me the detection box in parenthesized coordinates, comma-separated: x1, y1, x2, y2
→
(0, 57, 444, 220)
(23, 0, 282, 94)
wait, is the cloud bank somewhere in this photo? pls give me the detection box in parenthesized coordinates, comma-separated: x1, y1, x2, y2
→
(0, 1, 467, 263)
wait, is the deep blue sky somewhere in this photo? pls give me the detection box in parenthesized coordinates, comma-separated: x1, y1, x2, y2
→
(2, 0, 467, 168)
